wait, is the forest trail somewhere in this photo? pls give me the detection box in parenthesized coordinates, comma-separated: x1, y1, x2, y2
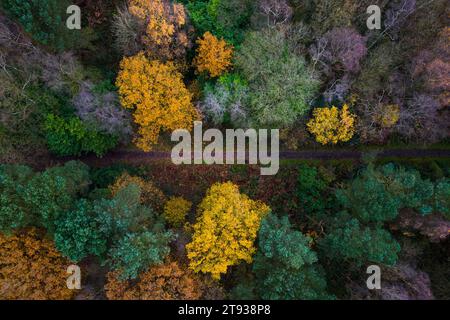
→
(69, 148, 450, 168)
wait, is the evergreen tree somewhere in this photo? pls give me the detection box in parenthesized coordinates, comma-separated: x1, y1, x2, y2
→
(253, 214, 333, 300)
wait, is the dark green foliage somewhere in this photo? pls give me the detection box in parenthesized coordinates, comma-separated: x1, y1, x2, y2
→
(319, 217, 401, 266)
(229, 282, 257, 300)
(0, 165, 35, 233)
(185, 1, 216, 37)
(0, 161, 90, 234)
(253, 214, 332, 299)
(90, 164, 146, 188)
(257, 214, 317, 268)
(0, 74, 66, 163)
(51, 184, 174, 279)
(44, 114, 118, 157)
(296, 164, 330, 218)
(254, 262, 333, 300)
(336, 169, 401, 223)
(22, 161, 90, 233)
(378, 163, 435, 214)
(108, 229, 174, 280)
(53, 182, 174, 276)
(185, 0, 254, 45)
(24, 173, 80, 232)
(320, 162, 442, 272)
(336, 163, 435, 223)
(57, 183, 161, 243)
(213, 0, 254, 45)
(107, 184, 161, 234)
(54, 199, 114, 262)
(43, 161, 91, 194)
(106, 186, 174, 279)
(2, 0, 77, 50)
(434, 179, 450, 219)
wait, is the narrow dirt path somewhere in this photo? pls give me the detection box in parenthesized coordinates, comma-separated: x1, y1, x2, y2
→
(68, 148, 450, 168)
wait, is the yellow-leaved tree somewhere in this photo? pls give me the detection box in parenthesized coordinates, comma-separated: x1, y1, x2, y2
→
(307, 104, 356, 145)
(164, 196, 192, 228)
(116, 52, 198, 151)
(194, 32, 233, 78)
(186, 182, 270, 280)
(128, 0, 191, 60)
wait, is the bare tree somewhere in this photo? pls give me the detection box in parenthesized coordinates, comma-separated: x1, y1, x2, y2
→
(73, 81, 133, 142)
(397, 94, 449, 143)
(384, 0, 416, 40)
(260, 0, 293, 26)
(111, 5, 144, 56)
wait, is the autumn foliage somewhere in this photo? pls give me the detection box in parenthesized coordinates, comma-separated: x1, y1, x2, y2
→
(105, 260, 201, 300)
(109, 172, 167, 212)
(307, 104, 356, 145)
(0, 229, 74, 300)
(194, 32, 233, 78)
(116, 52, 198, 151)
(164, 196, 192, 228)
(2, 0, 450, 302)
(128, 0, 191, 60)
(186, 182, 270, 280)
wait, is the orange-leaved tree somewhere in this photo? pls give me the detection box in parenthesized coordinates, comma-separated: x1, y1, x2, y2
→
(186, 182, 270, 280)
(128, 0, 191, 60)
(105, 260, 202, 300)
(0, 228, 75, 300)
(307, 104, 356, 145)
(194, 32, 233, 78)
(116, 52, 198, 151)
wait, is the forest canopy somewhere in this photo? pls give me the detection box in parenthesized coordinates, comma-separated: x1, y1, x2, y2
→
(0, 0, 449, 301)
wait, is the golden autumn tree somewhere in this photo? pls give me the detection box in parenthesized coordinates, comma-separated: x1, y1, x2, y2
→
(194, 32, 233, 78)
(186, 182, 270, 280)
(116, 52, 198, 151)
(128, 0, 191, 61)
(109, 172, 167, 212)
(307, 104, 356, 145)
(164, 196, 192, 228)
(105, 260, 202, 300)
(0, 229, 75, 300)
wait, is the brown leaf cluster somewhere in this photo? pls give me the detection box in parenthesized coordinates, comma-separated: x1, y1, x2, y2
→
(105, 260, 201, 300)
(0, 229, 74, 300)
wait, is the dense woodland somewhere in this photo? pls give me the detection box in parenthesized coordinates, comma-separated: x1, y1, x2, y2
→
(0, 0, 449, 300)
